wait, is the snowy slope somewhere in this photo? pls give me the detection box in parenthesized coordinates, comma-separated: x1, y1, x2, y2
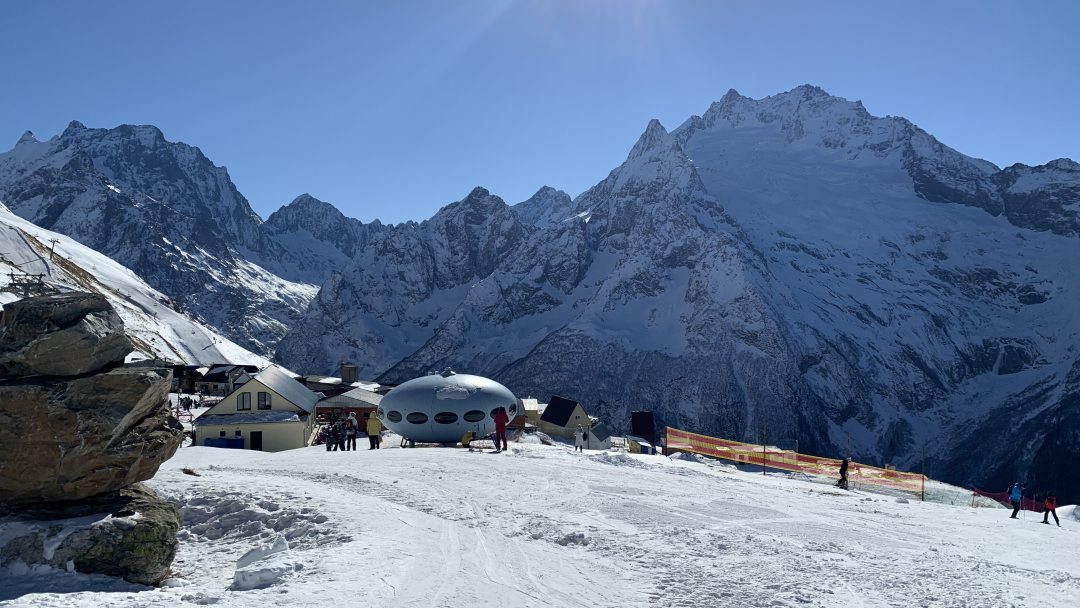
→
(2, 442, 1076, 607)
(0, 203, 271, 367)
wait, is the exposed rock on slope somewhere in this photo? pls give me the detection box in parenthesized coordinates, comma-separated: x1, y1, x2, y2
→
(0, 293, 182, 584)
(0, 291, 131, 377)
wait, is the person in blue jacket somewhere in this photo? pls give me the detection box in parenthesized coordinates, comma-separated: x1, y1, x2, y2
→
(1008, 482, 1025, 518)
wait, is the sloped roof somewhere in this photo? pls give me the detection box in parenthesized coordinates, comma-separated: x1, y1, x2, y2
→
(590, 422, 612, 442)
(540, 396, 581, 427)
(195, 411, 302, 425)
(255, 365, 321, 413)
(318, 387, 383, 408)
(200, 364, 260, 383)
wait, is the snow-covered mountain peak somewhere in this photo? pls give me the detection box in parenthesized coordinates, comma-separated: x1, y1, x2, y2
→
(597, 119, 703, 202)
(0, 121, 319, 354)
(511, 185, 574, 228)
(1046, 158, 1080, 171)
(627, 119, 678, 161)
(287, 193, 327, 207)
(62, 120, 87, 136)
(429, 186, 508, 223)
(694, 83, 870, 135)
(15, 131, 37, 146)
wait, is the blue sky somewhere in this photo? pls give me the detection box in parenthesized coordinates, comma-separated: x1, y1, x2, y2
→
(1, 0, 1076, 224)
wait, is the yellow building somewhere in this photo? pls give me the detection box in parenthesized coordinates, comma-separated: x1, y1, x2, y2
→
(521, 398, 541, 427)
(193, 366, 320, 452)
(538, 396, 590, 440)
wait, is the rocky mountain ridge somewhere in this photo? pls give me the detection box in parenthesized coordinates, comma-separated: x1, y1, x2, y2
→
(0, 123, 348, 354)
(1, 86, 1077, 500)
(275, 86, 1080, 500)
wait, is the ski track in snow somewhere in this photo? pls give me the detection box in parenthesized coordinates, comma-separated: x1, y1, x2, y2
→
(2, 443, 1077, 607)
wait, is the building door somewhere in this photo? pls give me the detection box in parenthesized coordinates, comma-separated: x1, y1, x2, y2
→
(250, 431, 263, 451)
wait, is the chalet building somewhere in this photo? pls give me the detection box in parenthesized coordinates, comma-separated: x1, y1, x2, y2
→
(193, 365, 320, 452)
(521, 398, 541, 427)
(195, 364, 260, 396)
(297, 363, 391, 398)
(584, 422, 613, 450)
(315, 385, 383, 422)
(538, 396, 591, 439)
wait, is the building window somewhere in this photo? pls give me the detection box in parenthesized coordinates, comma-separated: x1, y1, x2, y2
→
(463, 410, 485, 422)
(434, 412, 458, 424)
(237, 392, 251, 411)
(219, 430, 226, 437)
(406, 412, 428, 424)
(258, 392, 271, 410)
(235, 429, 242, 436)
(387, 411, 402, 423)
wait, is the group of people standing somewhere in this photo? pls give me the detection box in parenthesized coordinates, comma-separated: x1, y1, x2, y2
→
(1007, 482, 1060, 526)
(318, 411, 383, 451)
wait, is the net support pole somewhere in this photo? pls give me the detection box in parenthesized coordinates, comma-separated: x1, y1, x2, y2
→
(762, 422, 767, 477)
(921, 446, 926, 502)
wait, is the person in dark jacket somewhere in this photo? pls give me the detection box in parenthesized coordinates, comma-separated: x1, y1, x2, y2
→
(835, 458, 849, 490)
(1008, 482, 1025, 518)
(493, 407, 509, 452)
(328, 424, 340, 451)
(1042, 492, 1060, 526)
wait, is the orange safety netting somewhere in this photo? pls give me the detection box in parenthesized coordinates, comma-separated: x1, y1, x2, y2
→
(971, 487, 1044, 512)
(665, 427, 926, 495)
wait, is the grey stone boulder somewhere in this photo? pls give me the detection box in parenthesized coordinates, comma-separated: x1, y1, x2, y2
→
(0, 483, 181, 585)
(0, 367, 182, 505)
(0, 292, 133, 379)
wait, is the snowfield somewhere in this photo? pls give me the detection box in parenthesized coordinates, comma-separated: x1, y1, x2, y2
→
(1, 440, 1076, 607)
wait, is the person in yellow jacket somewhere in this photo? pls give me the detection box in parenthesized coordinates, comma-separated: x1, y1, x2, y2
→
(366, 412, 382, 450)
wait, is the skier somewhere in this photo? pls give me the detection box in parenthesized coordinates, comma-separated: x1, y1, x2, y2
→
(366, 411, 382, 450)
(835, 458, 849, 490)
(493, 407, 509, 452)
(1042, 492, 1060, 526)
(1008, 482, 1025, 518)
(575, 424, 585, 452)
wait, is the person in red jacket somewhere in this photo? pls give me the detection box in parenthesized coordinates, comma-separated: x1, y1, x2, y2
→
(1042, 492, 1060, 527)
(493, 407, 510, 452)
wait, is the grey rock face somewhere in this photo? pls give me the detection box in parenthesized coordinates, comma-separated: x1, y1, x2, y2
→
(0, 483, 180, 585)
(0, 366, 182, 504)
(0, 292, 182, 505)
(0, 292, 132, 378)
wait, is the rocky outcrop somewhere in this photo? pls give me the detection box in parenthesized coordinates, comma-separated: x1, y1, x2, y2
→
(0, 292, 182, 584)
(0, 483, 180, 585)
(0, 366, 182, 504)
(0, 292, 132, 378)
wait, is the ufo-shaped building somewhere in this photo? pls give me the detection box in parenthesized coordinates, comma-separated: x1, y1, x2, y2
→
(378, 369, 519, 444)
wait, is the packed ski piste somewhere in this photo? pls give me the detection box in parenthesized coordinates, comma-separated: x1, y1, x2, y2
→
(1, 431, 1076, 608)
